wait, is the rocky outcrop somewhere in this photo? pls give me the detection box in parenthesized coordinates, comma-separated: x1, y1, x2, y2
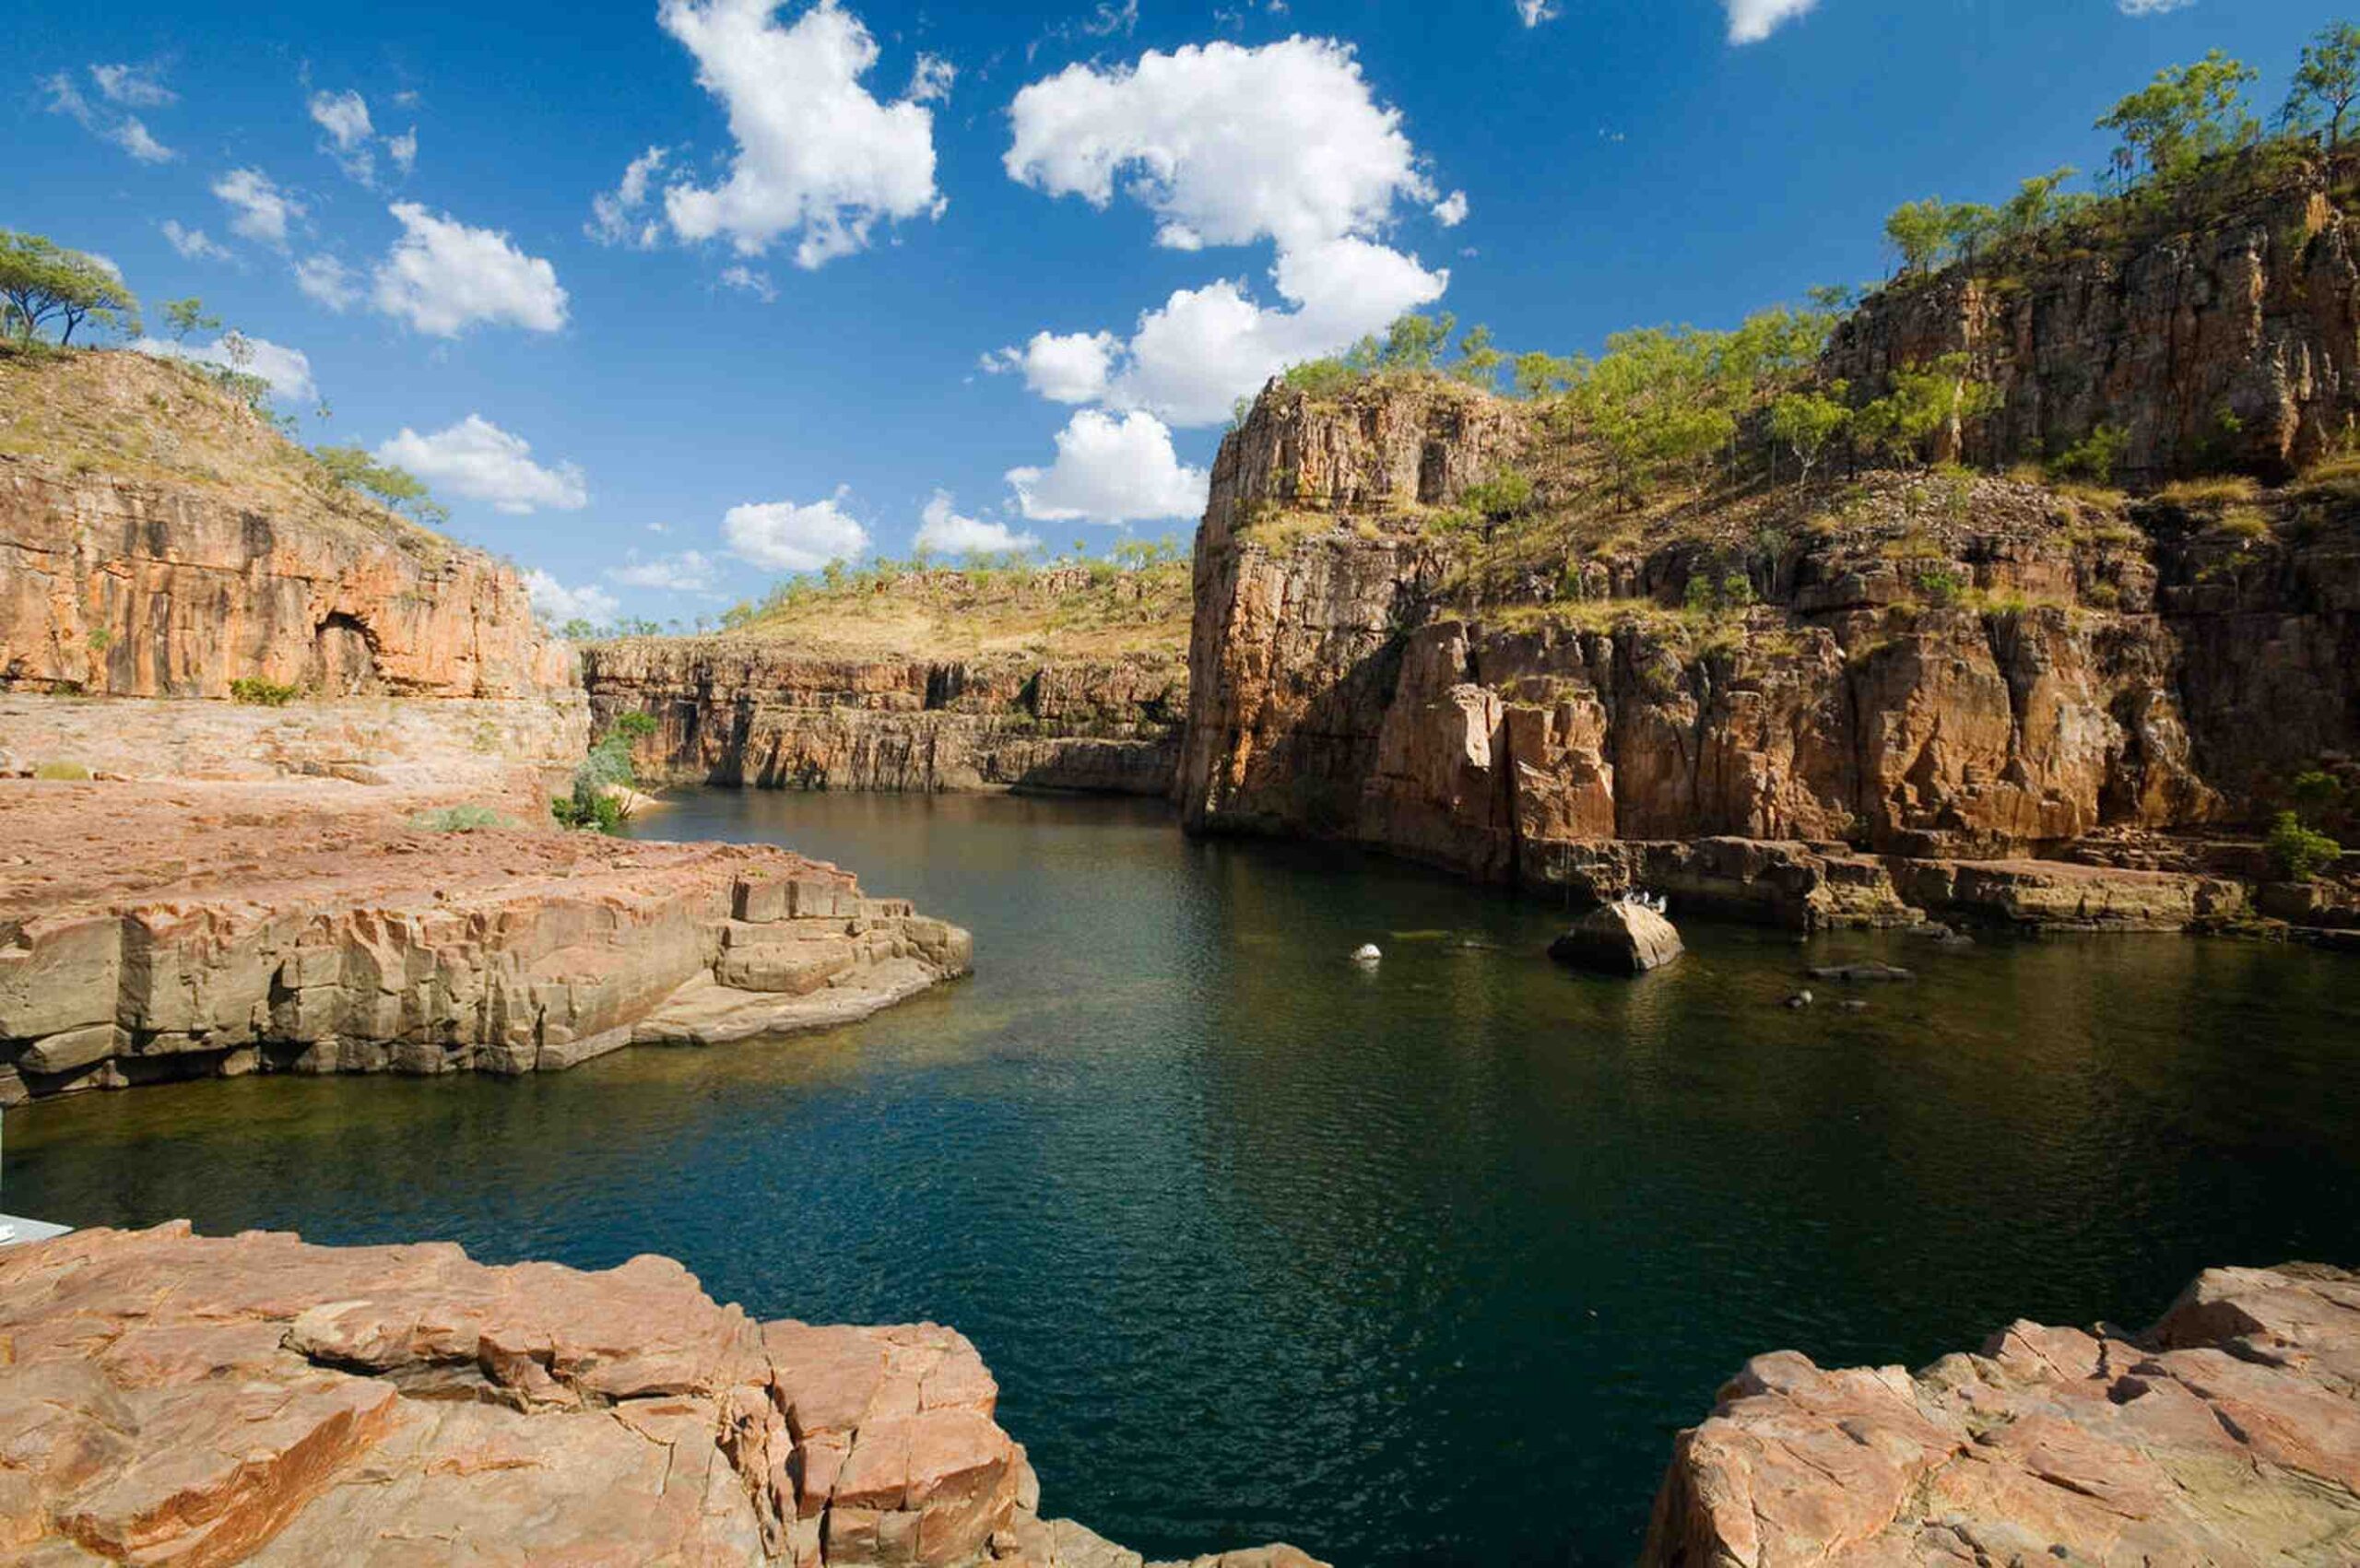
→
(0, 1222, 1328, 1568)
(1640, 1262, 2360, 1565)
(1548, 902, 1683, 974)
(584, 638, 1185, 796)
(0, 773, 971, 1103)
(0, 353, 572, 700)
(1180, 377, 2359, 927)
(1826, 154, 2360, 483)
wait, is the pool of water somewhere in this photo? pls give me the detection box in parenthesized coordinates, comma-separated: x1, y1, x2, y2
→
(11, 789, 2360, 1564)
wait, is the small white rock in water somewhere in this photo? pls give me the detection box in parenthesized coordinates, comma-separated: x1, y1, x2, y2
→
(1351, 943, 1383, 964)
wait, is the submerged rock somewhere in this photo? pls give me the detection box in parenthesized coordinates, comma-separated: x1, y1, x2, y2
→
(1549, 902, 1683, 976)
(1805, 961, 1916, 984)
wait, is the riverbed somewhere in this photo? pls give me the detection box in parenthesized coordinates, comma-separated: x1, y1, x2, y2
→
(11, 789, 2358, 1563)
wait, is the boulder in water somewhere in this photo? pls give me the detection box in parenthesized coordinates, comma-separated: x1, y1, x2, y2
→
(1351, 943, 1382, 964)
(1806, 961, 1915, 984)
(1549, 903, 1683, 976)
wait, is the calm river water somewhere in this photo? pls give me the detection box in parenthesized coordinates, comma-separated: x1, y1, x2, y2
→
(11, 789, 2359, 1563)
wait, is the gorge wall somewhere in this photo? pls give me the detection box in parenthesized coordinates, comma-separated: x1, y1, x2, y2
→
(1180, 376, 2357, 928)
(584, 638, 1186, 796)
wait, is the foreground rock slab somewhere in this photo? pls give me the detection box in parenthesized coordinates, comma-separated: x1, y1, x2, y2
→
(0, 1223, 1329, 1568)
(1550, 902, 1684, 975)
(1641, 1262, 2360, 1566)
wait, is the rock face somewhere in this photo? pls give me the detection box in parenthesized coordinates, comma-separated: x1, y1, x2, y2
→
(1549, 902, 1683, 975)
(0, 355, 572, 701)
(0, 1222, 1329, 1568)
(1640, 1262, 2360, 1566)
(0, 773, 972, 1103)
(584, 639, 1186, 796)
(1179, 375, 2359, 928)
(1825, 157, 2360, 483)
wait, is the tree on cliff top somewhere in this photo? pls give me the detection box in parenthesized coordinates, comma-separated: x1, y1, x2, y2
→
(0, 230, 137, 347)
(2097, 50, 2260, 187)
(313, 444, 452, 528)
(2285, 23, 2360, 149)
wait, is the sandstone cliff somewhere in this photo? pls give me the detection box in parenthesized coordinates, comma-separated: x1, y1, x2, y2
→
(1180, 375, 2356, 928)
(1640, 1261, 2360, 1565)
(0, 350, 571, 700)
(584, 637, 1186, 796)
(0, 1222, 1328, 1568)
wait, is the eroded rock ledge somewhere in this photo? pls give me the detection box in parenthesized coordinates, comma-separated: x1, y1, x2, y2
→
(0, 774, 972, 1104)
(0, 1222, 1327, 1568)
(1642, 1262, 2360, 1565)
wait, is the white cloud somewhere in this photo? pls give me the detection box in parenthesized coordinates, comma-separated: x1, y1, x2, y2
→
(91, 63, 174, 107)
(1516, 0, 1560, 24)
(387, 128, 418, 174)
(309, 88, 377, 181)
(588, 146, 669, 247)
(1001, 37, 1448, 428)
(135, 334, 317, 404)
(914, 490, 1038, 556)
(1006, 410, 1208, 525)
(1725, 0, 1816, 43)
(2118, 0, 2196, 12)
(160, 220, 230, 262)
(1007, 37, 1429, 255)
(43, 74, 176, 163)
(609, 549, 721, 591)
(371, 204, 568, 336)
(723, 495, 871, 572)
(375, 416, 589, 513)
(294, 253, 364, 311)
(985, 329, 1119, 404)
(652, 0, 944, 269)
(1433, 190, 1469, 228)
(525, 571, 620, 626)
(212, 168, 301, 247)
(907, 52, 956, 104)
(719, 263, 777, 301)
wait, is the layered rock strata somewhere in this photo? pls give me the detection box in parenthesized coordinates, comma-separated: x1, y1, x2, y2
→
(0, 773, 971, 1104)
(1641, 1261, 2360, 1565)
(0, 1222, 1328, 1568)
(584, 639, 1185, 796)
(1180, 377, 2357, 928)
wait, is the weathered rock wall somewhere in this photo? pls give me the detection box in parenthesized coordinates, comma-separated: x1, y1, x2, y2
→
(0, 465, 573, 698)
(584, 639, 1186, 796)
(1824, 160, 2360, 481)
(1181, 383, 2360, 925)
(0, 1222, 1328, 1568)
(1639, 1261, 2360, 1565)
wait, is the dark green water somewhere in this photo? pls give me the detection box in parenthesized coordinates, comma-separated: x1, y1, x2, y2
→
(10, 789, 2360, 1564)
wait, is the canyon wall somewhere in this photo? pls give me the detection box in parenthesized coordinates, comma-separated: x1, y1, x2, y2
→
(1825, 159, 2360, 482)
(584, 639, 1186, 796)
(1181, 378, 2358, 925)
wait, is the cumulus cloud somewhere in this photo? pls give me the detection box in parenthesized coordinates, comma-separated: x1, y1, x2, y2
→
(387, 128, 418, 174)
(650, 0, 944, 269)
(1006, 410, 1208, 525)
(91, 63, 175, 107)
(525, 571, 620, 627)
(914, 490, 1038, 557)
(161, 220, 230, 262)
(375, 416, 589, 513)
(1432, 190, 1469, 228)
(134, 334, 316, 404)
(1725, 0, 1816, 43)
(212, 168, 301, 247)
(723, 495, 871, 572)
(1001, 37, 1448, 428)
(588, 146, 670, 247)
(608, 549, 721, 591)
(1516, 0, 1560, 24)
(309, 88, 375, 181)
(371, 204, 569, 336)
(983, 329, 1119, 404)
(43, 73, 175, 163)
(294, 253, 364, 310)
(719, 263, 777, 301)
(907, 53, 956, 103)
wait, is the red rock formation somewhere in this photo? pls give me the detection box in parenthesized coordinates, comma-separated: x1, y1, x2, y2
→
(1639, 1262, 2360, 1565)
(0, 1223, 1328, 1568)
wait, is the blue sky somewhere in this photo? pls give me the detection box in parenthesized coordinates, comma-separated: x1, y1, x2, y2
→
(11, 0, 2330, 626)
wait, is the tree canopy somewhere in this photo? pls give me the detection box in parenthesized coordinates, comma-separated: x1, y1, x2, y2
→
(0, 230, 137, 347)
(2097, 49, 2260, 186)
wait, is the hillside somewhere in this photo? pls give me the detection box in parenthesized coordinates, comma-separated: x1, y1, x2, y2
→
(711, 557, 1191, 661)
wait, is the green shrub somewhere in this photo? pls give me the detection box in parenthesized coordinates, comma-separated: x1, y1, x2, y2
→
(410, 804, 510, 832)
(228, 677, 300, 706)
(552, 711, 659, 834)
(1915, 566, 1966, 607)
(2049, 425, 2132, 485)
(31, 760, 89, 781)
(2266, 810, 2342, 882)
